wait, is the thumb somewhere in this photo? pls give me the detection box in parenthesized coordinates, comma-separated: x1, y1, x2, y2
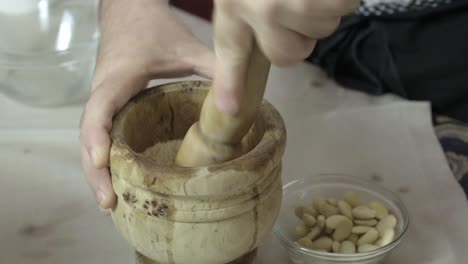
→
(80, 71, 148, 209)
(212, 8, 254, 114)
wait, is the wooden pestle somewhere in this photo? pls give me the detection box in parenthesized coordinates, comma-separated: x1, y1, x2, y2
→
(175, 44, 270, 166)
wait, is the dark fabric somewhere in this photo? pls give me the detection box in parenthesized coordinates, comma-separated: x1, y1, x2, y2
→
(434, 115, 468, 198)
(308, 0, 468, 123)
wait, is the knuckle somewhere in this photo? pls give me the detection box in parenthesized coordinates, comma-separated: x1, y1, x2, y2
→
(79, 102, 93, 141)
(79, 91, 114, 139)
(293, 0, 315, 14)
(291, 41, 316, 64)
(215, 0, 235, 10)
(264, 40, 315, 66)
(294, 40, 317, 61)
(329, 17, 342, 33)
(79, 109, 87, 135)
(256, 0, 280, 22)
(79, 101, 87, 126)
(327, 0, 359, 15)
(349, 0, 362, 11)
(269, 54, 295, 67)
(318, 18, 342, 38)
(259, 45, 288, 66)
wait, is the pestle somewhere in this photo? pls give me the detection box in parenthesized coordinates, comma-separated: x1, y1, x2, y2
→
(175, 43, 271, 166)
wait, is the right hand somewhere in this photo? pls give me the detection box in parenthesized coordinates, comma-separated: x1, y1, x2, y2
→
(80, 0, 213, 210)
(212, 0, 360, 113)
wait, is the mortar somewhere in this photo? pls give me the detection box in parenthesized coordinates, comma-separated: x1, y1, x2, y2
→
(110, 80, 287, 264)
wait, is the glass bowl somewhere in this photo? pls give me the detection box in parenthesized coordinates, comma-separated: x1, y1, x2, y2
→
(273, 174, 409, 264)
(0, 0, 98, 107)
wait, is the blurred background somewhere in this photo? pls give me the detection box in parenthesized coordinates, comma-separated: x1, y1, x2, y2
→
(1, 1, 466, 264)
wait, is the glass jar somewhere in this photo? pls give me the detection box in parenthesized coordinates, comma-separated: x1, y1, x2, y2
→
(0, 0, 99, 107)
(273, 174, 410, 264)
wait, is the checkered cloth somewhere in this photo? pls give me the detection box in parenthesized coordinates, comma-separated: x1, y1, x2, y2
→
(357, 0, 454, 15)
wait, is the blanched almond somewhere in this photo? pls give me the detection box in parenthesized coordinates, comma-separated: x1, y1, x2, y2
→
(302, 213, 317, 227)
(369, 200, 389, 220)
(376, 215, 397, 235)
(344, 192, 362, 208)
(340, 240, 356, 253)
(357, 229, 379, 246)
(352, 206, 376, 219)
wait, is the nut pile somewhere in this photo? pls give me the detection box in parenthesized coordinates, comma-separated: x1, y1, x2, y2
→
(294, 192, 397, 254)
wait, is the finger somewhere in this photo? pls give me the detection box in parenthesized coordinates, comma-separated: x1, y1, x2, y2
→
(254, 24, 317, 66)
(81, 146, 116, 209)
(277, 15, 342, 39)
(81, 71, 147, 164)
(79, 108, 111, 169)
(212, 6, 254, 114)
(80, 71, 148, 208)
(285, 0, 361, 16)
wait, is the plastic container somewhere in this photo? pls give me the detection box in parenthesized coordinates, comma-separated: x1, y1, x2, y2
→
(0, 0, 98, 107)
(273, 174, 409, 264)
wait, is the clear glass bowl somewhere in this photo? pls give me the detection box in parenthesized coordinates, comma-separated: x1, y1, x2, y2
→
(273, 174, 409, 264)
(0, 0, 98, 107)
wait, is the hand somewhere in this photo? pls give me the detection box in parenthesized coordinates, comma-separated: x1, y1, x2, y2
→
(212, 0, 360, 113)
(80, 0, 213, 209)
